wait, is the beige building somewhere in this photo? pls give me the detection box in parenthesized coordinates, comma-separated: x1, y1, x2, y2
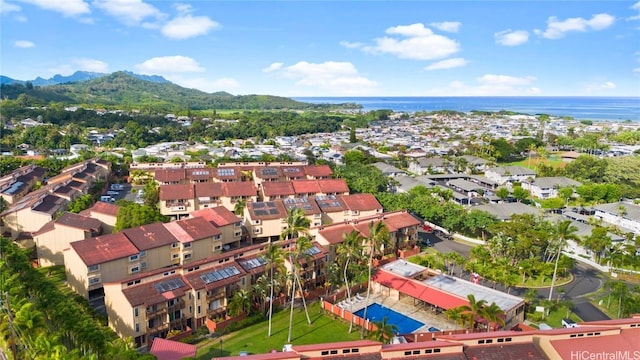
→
(244, 200, 288, 243)
(1, 190, 69, 239)
(79, 201, 119, 233)
(34, 212, 103, 267)
(190, 207, 244, 250)
(159, 182, 258, 219)
(0, 165, 47, 205)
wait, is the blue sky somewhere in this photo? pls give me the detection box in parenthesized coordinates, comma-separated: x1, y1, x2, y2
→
(1, 0, 639, 97)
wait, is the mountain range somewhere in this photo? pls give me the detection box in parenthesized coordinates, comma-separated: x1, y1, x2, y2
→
(0, 71, 357, 111)
(0, 70, 170, 86)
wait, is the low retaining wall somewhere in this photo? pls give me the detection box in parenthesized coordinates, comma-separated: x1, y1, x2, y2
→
(322, 300, 378, 333)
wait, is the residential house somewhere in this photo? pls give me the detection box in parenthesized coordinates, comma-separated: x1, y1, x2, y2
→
(408, 157, 447, 175)
(244, 200, 288, 242)
(484, 166, 536, 185)
(372, 162, 407, 177)
(79, 201, 119, 233)
(190, 207, 244, 251)
(521, 177, 582, 199)
(593, 202, 640, 235)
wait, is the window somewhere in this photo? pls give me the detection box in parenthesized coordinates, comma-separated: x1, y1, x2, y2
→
(342, 349, 350, 354)
(321, 351, 329, 356)
(197, 291, 201, 300)
(486, 339, 493, 344)
(434, 349, 441, 353)
(171, 242, 180, 248)
(214, 245, 221, 251)
(183, 242, 192, 249)
(214, 235, 221, 240)
(197, 305, 201, 314)
(129, 254, 139, 262)
(139, 250, 146, 257)
(189, 306, 192, 313)
(140, 262, 147, 269)
(88, 276, 101, 285)
(425, 349, 432, 354)
(130, 266, 140, 274)
(135, 323, 140, 332)
(172, 253, 180, 260)
(88, 264, 100, 272)
(184, 253, 192, 260)
(412, 350, 420, 355)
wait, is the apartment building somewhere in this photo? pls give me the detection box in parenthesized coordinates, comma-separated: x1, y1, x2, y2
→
(190, 207, 244, 250)
(34, 212, 103, 267)
(0, 165, 47, 205)
(159, 182, 258, 219)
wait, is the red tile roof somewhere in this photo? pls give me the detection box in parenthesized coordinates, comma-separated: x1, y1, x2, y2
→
(223, 181, 256, 197)
(317, 224, 357, 245)
(84, 201, 120, 216)
(122, 222, 178, 250)
(190, 207, 241, 227)
(212, 352, 299, 360)
(340, 194, 382, 211)
(70, 232, 139, 266)
(550, 328, 640, 360)
(318, 179, 349, 194)
(304, 164, 333, 178)
(291, 180, 321, 195)
(122, 274, 189, 307)
(262, 181, 296, 197)
(186, 167, 214, 181)
(154, 169, 186, 183)
(164, 216, 220, 243)
(160, 184, 194, 200)
(55, 212, 102, 231)
(381, 340, 461, 352)
(194, 182, 224, 197)
(254, 166, 283, 179)
(150, 337, 197, 360)
(314, 195, 346, 213)
(381, 211, 422, 231)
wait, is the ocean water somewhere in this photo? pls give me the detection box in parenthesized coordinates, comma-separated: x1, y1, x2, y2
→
(293, 97, 640, 122)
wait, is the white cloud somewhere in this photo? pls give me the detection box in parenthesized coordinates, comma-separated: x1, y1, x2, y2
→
(534, 13, 615, 39)
(135, 56, 204, 74)
(18, 0, 89, 16)
(634, 67, 640, 73)
(429, 21, 461, 33)
(494, 29, 529, 46)
(424, 57, 468, 70)
(426, 74, 540, 96)
(14, 40, 34, 48)
(339, 40, 363, 49)
(1, 0, 21, 13)
(585, 81, 616, 92)
(270, 61, 378, 95)
(362, 23, 460, 60)
(262, 63, 283, 73)
(73, 58, 109, 72)
(93, 0, 163, 26)
(161, 14, 219, 39)
(632, 1, 640, 10)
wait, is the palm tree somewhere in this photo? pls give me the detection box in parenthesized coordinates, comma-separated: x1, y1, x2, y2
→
(291, 236, 313, 325)
(337, 230, 365, 332)
(265, 244, 285, 337)
(548, 220, 579, 301)
(370, 317, 398, 343)
(481, 302, 505, 331)
(361, 221, 390, 339)
(233, 198, 246, 216)
(445, 307, 465, 330)
(228, 290, 251, 317)
(459, 294, 487, 330)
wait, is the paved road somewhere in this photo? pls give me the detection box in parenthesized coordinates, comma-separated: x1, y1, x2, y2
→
(419, 231, 610, 321)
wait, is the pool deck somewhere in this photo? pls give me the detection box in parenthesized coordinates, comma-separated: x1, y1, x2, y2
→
(337, 292, 455, 334)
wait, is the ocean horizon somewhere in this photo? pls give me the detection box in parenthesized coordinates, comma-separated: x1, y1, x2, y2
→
(293, 96, 640, 122)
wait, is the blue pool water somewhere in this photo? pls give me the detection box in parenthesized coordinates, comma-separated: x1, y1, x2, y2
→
(354, 303, 424, 334)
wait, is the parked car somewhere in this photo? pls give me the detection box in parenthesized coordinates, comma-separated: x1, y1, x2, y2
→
(106, 191, 119, 195)
(100, 196, 115, 203)
(562, 318, 578, 328)
(110, 183, 124, 191)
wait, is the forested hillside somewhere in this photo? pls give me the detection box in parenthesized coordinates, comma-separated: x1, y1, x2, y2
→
(0, 71, 360, 111)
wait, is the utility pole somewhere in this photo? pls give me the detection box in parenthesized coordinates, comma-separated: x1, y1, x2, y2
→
(3, 292, 18, 360)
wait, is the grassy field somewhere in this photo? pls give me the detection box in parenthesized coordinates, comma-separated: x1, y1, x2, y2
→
(528, 305, 581, 328)
(503, 156, 567, 170)
(196, 301, 363, 359)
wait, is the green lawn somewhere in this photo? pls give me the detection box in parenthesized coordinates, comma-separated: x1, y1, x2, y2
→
(196, 301, 363, 359)
(502, 156, 566, 170)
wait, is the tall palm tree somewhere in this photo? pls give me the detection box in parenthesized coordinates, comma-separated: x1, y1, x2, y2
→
(361, 221, 390, 339)
(481, 302, 505, 331)
(337, 230, 365, 333)
(281, 208, 311, 343)
(228, 290, 251, 317)
(265, 244, 285, 337)
(291, 236, 313, 325)
(371, 317, 398, 344)
(459, 294, 487, 330)
(548, 220, 579, 301)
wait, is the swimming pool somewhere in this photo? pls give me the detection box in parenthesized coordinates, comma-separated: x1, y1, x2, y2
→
(354, 303, 425, 334)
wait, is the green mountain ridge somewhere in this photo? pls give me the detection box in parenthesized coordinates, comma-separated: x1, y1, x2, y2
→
(0, 71, 360, 111)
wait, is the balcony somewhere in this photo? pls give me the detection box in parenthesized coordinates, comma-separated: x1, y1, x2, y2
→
(146, 306, 168, 317)
(168, 300, 186, 313)
(147, 322, 169, 334)
(207, 291, 225, 301)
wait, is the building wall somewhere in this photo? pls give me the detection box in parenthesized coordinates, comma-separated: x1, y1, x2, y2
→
(159, 199, 194, 218)
(64, 250, 135, 299)
(104, 282, 138, 342)
(3, 208, 53, 239)
(595, 210, 640, 234)
(35, 225, 90, 267)
(89, 213, 117, 233)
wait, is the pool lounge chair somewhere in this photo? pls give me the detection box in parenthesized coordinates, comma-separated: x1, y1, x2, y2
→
(355, 293, 365, 301)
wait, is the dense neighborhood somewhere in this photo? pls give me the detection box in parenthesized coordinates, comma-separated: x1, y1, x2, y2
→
(1, 106, 639, 360)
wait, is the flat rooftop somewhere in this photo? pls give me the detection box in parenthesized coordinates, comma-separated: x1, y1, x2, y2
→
(381, 259, 426, 278)
(422, 274, 523, 311)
